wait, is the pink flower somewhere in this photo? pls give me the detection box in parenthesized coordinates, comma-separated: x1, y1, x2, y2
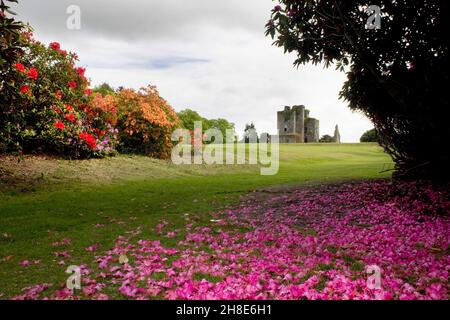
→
(53, 251, 71, 258)
(166, 231, 176, 238)
(19, 260, 31, 267)
(12, 181, 450, 300)
(97, 293, 109, 300)
(85, 244, 99, 252)
(65, 113, 76, 123)
(52, 238, 72, 247)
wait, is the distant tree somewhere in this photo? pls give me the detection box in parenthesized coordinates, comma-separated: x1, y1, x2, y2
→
(93, 83, 115, 96)
(260, 133, 271, 143)
(360, 129, 380, 143)
(207, 118, 235, 141)
(320, 135, 334, 143)
(244, 123, 258, 143)
(266, 1, 449, 179)
(178, 109, 236, 143)
(177, 109, 206, 130)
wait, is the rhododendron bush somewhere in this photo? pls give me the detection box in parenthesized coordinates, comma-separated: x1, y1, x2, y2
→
(0, 30, 118, 157)
(115, 86, 179, 159)
(1, 32, 179, 158)
(11, 181, 449, 300)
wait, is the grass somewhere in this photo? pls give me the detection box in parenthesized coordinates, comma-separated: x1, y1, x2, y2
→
(0, 143, 392, 298)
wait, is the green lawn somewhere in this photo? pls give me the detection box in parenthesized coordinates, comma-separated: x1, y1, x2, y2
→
(0, 143, 392, 298)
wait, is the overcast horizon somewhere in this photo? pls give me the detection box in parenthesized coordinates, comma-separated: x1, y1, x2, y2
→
(12, 0, 374, 142)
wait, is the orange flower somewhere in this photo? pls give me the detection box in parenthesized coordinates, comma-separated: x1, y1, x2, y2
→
(115, 84, 179, 158)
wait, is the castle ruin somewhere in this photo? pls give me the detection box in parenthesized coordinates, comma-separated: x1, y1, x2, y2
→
(277, 105, 320, 143)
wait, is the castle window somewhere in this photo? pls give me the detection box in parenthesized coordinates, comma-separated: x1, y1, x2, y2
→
(284, 127, 287, 132)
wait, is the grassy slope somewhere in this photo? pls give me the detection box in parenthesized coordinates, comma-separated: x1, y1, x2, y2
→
(0, 143, 392, 298)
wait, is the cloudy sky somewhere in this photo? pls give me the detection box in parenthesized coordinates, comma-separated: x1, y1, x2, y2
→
(12, 0, 373, 142)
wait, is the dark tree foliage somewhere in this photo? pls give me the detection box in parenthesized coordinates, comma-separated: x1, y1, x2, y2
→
(266, 1, 449, 179)
(0, 0, 24, 69)
(93, 82, 116, 96)
(360, 128, 379, 143)
(320, 134, 334, 143)
(0, 0, 25, 152)
(244, 123, 259, 143)
(177, 109, 235, 138)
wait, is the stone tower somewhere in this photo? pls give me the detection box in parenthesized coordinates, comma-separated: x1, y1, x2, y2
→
(333, 125, 341, 144)
(277, 105, 320, 143)
(305, 118, 320, 143)
(277, 105, 305, 143)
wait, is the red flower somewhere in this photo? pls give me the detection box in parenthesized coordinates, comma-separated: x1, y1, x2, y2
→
(79, 132, 97, 150)
(94, 129, 106, 138)
(22, 31, 34, 41)
(75, 67, 86, 77)
(27, 67, 38, 80)
(53, 106, 61, 114)
(84, 89, 93, 96)
(78, 104, 92, 114)
(55, 91, 62, 100)
(14, 63, 26, 73)
(49, 42, 67, 56)
(49, 42, 61, 51)
(20, 85, 30, 94)
(68, 81, 77, 88)
(64, 104, 74, 111)
(65, 113, 76, 123)
(54, 121, 65, 130)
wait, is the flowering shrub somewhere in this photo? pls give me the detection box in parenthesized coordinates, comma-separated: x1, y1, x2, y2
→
(1, 3, 177, 159)
(115, 85, 179, 158)
(1, 31, 178, 159)
(0, 31, 118, 157)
